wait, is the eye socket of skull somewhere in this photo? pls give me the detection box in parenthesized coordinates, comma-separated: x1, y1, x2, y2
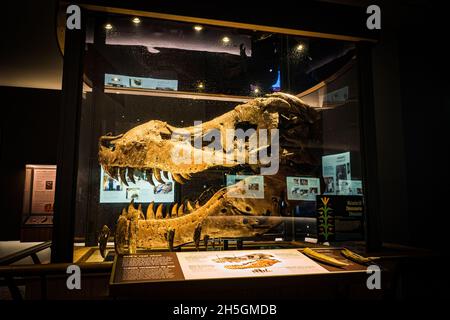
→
(160, 132, 172, 140)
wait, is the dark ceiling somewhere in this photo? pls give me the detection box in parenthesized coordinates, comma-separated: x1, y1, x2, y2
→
(0, 0, 373, 90)
(0, 0, 63, 89)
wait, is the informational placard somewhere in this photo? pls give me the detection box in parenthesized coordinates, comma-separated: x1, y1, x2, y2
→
(105, 73, 178, 91)
(176, 249, 329, 280)
(286, 177, 321, 201)
(110, 249, 369, 290)
(322, 152, 351, 195)
(113, 253, 185, 283)
(338, 180, 363, 195)
(31, 167, 56, 214)
(225, 174, 264, 199)
(99, 167, 175, 203)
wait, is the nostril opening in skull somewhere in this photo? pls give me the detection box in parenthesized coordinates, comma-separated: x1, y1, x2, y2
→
(100, 133, 123, 150)
(220, 208, 227, 213)
(102, 141, 115, 151)
(245, 206, 251, 212)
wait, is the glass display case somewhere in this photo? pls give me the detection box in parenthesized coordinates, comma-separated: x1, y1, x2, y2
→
(70, 9, 366, 257)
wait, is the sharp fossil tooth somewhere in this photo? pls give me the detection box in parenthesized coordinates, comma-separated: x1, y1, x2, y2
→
(193, 224, 202, 251)
(120, 168, 129, 186)
(128, 199, 135, 212)
(145, 169, 154, 186)
(104, 165, 118, 180)
(156, 203, 163, 219)
(103, 165, 112, 177)
(153, 168, 164, 184)
(137, 204, 144, 219)
(204, 235, 210, 250)
(171, 203, 178, 217)
(110, 167, 119, 180)
(127, 167, 136, 184)
(121, 208, 127, 216)
(177, 203, 184, 216)
(180, 173, 191, 180)
(195, 201, 201, 209)
(166, 228, 175, 252)
(146, 202, 155, 219)
(172, 173, 185, 184)
(186, 200, 194, 213)
(161, 170, 169, 180)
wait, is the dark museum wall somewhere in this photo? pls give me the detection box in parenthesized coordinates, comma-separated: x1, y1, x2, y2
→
(0, 0, 448, 250)
(0, 87, 61, 240)
(371, 1, 448, 249)
(397, 3, 448, 249)
(0, 0, 62, 240)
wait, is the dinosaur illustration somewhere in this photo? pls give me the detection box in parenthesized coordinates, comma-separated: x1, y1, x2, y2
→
(98, 92, 321, 253)
(213, 253, 280, 270)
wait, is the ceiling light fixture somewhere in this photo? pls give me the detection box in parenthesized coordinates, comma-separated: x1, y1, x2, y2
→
(194, 25, 203, 31)
(222, 36, 230, 44)
(132, 17, 141, 24)
(104, 23, 113, 30)
(296, 44, 304, 52)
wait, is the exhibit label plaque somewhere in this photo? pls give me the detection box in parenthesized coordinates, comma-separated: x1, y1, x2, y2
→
(110, 248, 370, 290)
(22, 165, 57, 215)
(113, 253, 185, 282)
(286, 176, 321, 201)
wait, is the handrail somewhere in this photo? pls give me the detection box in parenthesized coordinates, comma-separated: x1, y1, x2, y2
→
(0, 261, 112, 300)
(0, 262, 112, 277)
(0, 241, 52, 266)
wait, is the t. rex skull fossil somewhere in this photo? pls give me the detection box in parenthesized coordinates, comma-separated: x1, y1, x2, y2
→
(99, 92, 320, 184)
(98, 92, 321, 253)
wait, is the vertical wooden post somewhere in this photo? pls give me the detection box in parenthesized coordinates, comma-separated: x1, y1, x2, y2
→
(357, 42, 382, 252)
(51, 8, 85, 263)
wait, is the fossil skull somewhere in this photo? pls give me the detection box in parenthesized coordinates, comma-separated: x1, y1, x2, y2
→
(99, 92, 321, 252)
(99, 92, 320, 185)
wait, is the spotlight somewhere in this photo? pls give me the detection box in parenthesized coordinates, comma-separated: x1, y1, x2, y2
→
(222, 36, 230, 44)
(296, 44, 304, 52)
(254, 88, 260, 94)
(197, 82, 205, 89)
(194, 25, 203, 31)
(132, 17, 141, 24)
(104, 23, 113, 30)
